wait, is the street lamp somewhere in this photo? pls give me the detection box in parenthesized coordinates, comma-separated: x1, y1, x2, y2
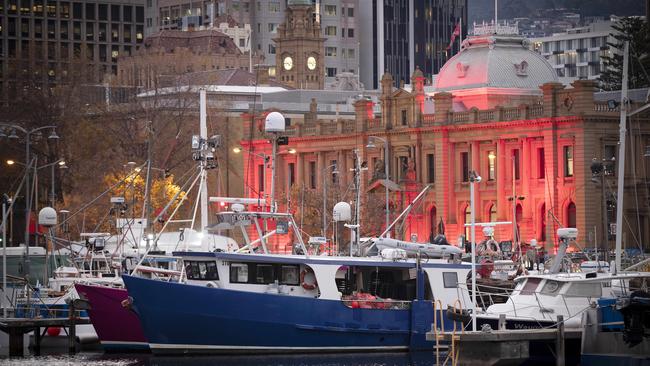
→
(5, 158, 67, 207)
(322, 164, 340, 238)
(0, 123, 59, 285)
(233, 146, 270, 200)
(366, 136, 390, 237)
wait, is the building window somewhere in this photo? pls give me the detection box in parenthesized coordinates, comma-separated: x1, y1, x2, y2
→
(325, 47, 337, 57)
(538, 148, 545, 179)
(324, 5, 336, 16)
(464, 206, 471, 239)
(309, 161, 316, 189)
(564, 146, 573, 177)
(268, 1, 280, 12)
(461, 152, 469, 182)
(513, 149, 520, 180)
(347, 7, 354, 17)
(426, 153, 435, 183)
(347, 28, 354, 38)
(566, 202, 576, 228)
(401, 109, 407, 125)
(326, 67, 337, 77)
(257, 164, 265, 192)
(268, 44, 275, 54)
(489, 204, 497, 222)
(288, 163, 295, 188)
(268, 23, 277, 33)
(325, 26, 336, 36)
(487, 151, 496, 181)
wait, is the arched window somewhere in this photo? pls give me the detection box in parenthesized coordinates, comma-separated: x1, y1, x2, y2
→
(567, 202, 577, 228)
(489, 204, 497, 222)
(540, 203, 547, 242)
(464, 205, 472, 239)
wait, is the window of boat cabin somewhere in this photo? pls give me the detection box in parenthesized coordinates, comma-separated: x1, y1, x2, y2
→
(185, 261, 219, 281)
(335, 265, 423, 301)
(229, 262, 300, 285)
(520, 278, 542, 295)
(540, 280, 563, 295)
(255, 264, 275, 284)
(564, 282, 602, 298)
(230, 263, 249, 283)
(443, 272, 458, 288)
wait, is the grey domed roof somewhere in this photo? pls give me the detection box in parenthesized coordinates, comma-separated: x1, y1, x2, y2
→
(435, 35, 558, 92)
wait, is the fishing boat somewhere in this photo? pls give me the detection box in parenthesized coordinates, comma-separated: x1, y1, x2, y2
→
(123, 249, 473, 354)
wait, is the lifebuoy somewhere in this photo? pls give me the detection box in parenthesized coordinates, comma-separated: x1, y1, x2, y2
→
(300, 268, 317, 290)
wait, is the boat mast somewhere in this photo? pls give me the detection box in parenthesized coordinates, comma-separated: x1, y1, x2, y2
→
(614, 41, 629, 274)
(200, 89, 208, 233)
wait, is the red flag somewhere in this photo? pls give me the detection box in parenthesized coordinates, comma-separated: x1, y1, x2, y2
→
(446, 23, 461, 50)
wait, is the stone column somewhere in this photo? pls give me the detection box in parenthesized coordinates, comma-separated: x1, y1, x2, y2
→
(317, 152, 325, 191)
(522, 138, 532, 217)
(496, 139, 507, 220)
(338, 150, 347, 188)
(415, 140, 422, 183)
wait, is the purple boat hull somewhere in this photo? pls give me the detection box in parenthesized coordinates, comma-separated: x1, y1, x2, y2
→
(74, 283, 149, 351)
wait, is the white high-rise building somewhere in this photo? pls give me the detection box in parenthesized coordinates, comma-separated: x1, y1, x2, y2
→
(530, 19, 615, 85)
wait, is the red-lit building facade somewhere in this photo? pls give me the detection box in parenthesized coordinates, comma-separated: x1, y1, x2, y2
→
(240, 31, 650, 254)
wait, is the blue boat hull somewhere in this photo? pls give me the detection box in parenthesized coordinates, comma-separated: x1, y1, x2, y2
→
(123, 275, 458, 354)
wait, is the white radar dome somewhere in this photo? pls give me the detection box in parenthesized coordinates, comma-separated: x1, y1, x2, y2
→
(265, 112, 285, 133)
(333, 202, 352, 222)
(38, 207, 58, 227)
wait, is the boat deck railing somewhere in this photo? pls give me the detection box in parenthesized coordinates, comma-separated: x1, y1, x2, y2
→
(341, 298, 411, 310)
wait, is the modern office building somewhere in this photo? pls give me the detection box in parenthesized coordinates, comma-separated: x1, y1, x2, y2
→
(358, 0, 467, 89)
(530, 20, 614, 85)
(0, 0, 145, 99)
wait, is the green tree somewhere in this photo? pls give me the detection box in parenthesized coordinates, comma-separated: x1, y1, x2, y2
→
(599, 17, 650, 91)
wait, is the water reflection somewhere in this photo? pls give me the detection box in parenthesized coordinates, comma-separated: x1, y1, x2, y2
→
(1, 351, 441, 366)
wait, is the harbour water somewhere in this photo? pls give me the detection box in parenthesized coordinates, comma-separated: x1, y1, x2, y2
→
(0, 351, 442, 366)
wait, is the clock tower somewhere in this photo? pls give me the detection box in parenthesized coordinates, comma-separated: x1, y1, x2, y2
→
(273, 0, 325, 89)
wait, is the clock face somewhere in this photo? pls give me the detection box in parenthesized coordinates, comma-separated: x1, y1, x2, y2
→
(307, 56, 317, 70)
(283, 56, 293, 71)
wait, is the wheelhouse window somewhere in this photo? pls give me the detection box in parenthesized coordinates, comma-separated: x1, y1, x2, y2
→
(230, 263, 249, 283)
(280, 265, 299, 285)
(443, 272, 459, 288)
(337, 265, 420, 308)
(229, 262, 300, 285)
(565, 282, 602, 298)
(255, 264, 275, 284)
(520, 278, 542, 295)
(185, 260, 219, 281)
(540, 280, 563, 295)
